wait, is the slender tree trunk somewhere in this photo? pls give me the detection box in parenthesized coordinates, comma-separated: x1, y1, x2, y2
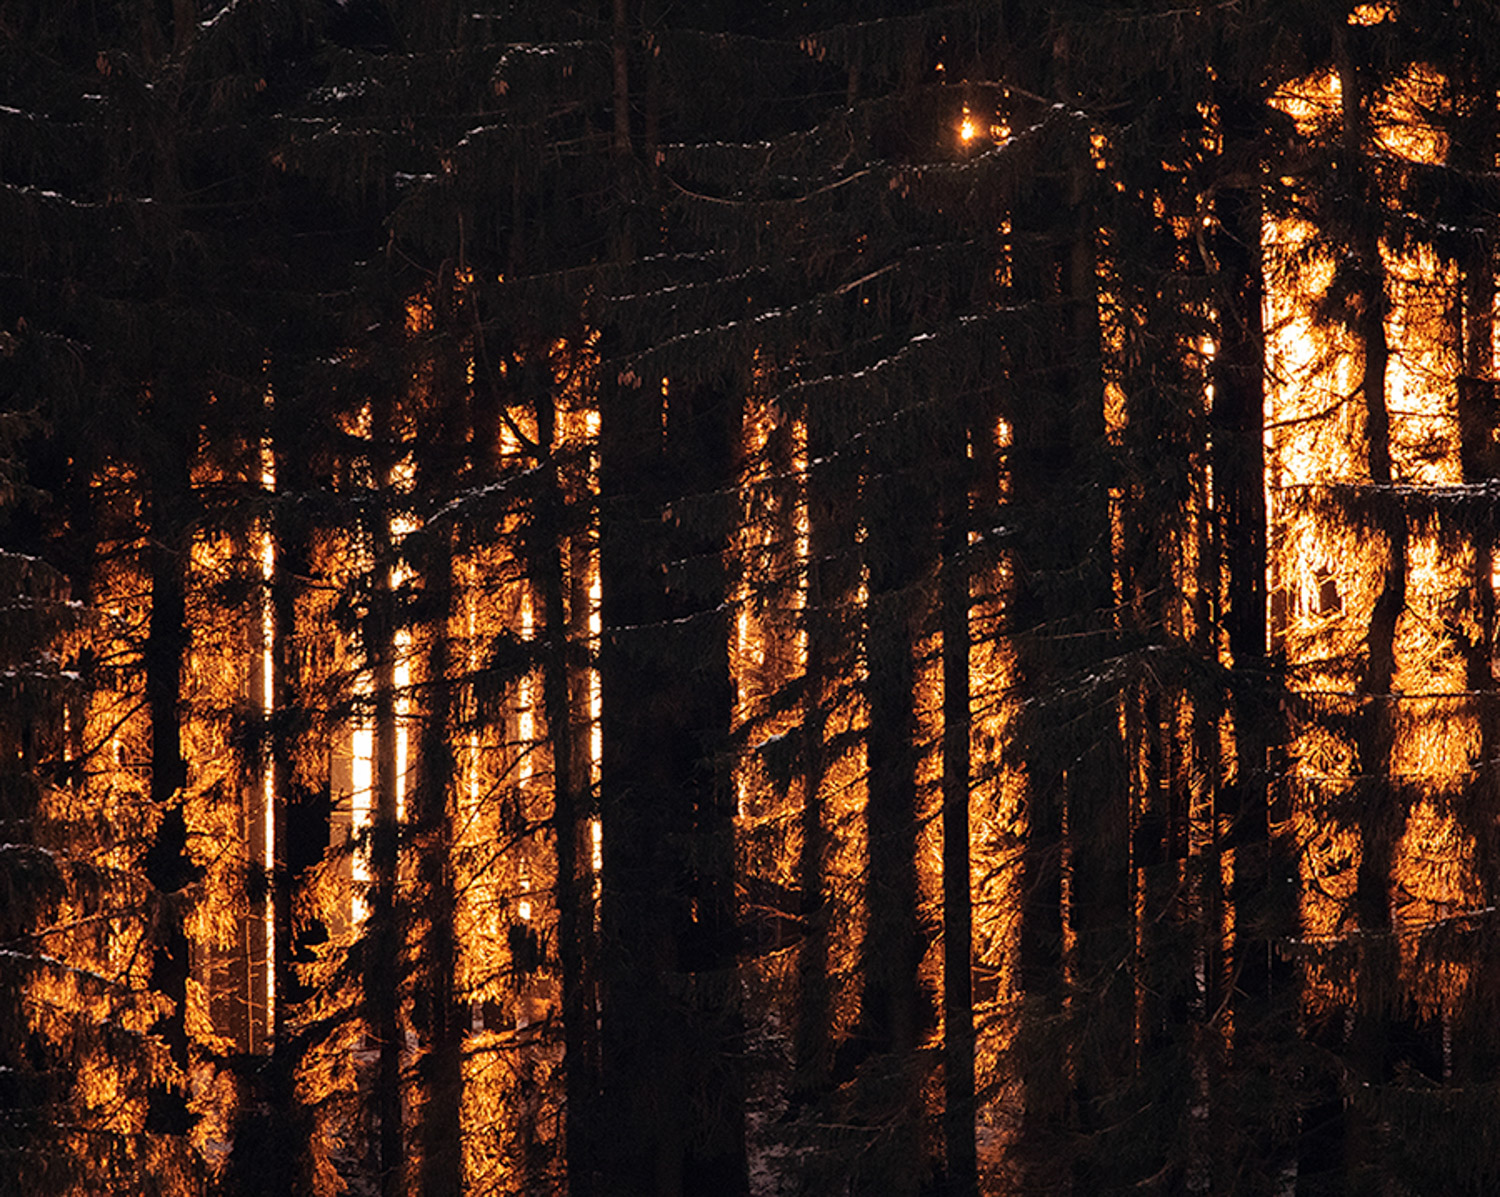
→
(364, 390, 404, 1197)
(792, 406, 859, 1108)
(534, 379, 599, 1197)
(851, 397, 934, 1197)
(1330, 31, 1404, 1194)
(1009, 108, 1119, 1192)
(1059, 192, 1132, 1197)
(411, 276, 476, 1197)
(1010, 182, 1079, 1194)
(610, 0, 634, 264)
(271, 391, 331, 1049)
(1006, 43, 1081, 1196)
(1211, 81, 1298, 1191)
(225, 381, 331, 1195)
(1206, 79, 1302, 1194)
(142, 399, 194, 1142)
(415, 526, 462, 1197)
(232, 553, 268, 1057)
(0, 550, 74, 1180)
(940, 417, 977, 1197)
(598, 370, 747, 1197)
(1453, 59, 1500, 1087)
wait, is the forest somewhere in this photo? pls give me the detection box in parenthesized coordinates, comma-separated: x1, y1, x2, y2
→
(4, 1, 1500, 1194)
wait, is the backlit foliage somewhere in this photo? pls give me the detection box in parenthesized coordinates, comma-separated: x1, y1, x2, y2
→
(7, 3, 1500, 1195)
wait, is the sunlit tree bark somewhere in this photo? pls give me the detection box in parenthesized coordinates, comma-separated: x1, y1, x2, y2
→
(939, 410, 977, 1197)
(361, 385, 404, 1197)
(1209, 66, 1301, 1192)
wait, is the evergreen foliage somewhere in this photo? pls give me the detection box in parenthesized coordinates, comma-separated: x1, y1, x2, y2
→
(7, 1, 1500, 1194)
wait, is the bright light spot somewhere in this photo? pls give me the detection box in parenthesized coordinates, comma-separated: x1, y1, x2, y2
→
(259, 472, 276, 1036)
(352, 719, 373, 926)
(517, 898, 533, 922)
(959, 108, 977, 143)
(395, 670, 409, 820)
(519, 594, 534, 785)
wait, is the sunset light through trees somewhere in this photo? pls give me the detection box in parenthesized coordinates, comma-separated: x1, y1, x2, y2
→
(5, 3, 1500, 1194)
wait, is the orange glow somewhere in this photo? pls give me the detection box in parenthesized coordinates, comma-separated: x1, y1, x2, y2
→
(1267, 63, 1486, 1028)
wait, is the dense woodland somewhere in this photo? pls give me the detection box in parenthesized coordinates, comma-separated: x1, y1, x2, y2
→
(5, 1, 1500, 1193)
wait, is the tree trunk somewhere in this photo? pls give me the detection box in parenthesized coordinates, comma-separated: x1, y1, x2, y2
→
(534, 376, 600, 1197)
(792, 403, 860, 1109)
(1304, 31, 1405, 1196)
(850, 395, 935, 1197)
(226, 381, 332, 1195)
(1008, 109, 1120, 1193)
(1211, 80, 1298, 1193)
(598, 369, 747, 1197)
(415, 528, 462, 1197)
(364, 390, 404, 1197)
(1452, 51, 1500, 1090)
(142, 395, 194, 1142)
(940, 415, 977, 1197)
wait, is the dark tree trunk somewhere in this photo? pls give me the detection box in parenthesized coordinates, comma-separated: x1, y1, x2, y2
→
(792, 403, 860, 1109)
(1213, 88, 1273, 1014)
(598, 368, 747, 1197)
(411, 279, 473, 1197)
(225, 374, 335, 1196)
(1009, 193, 1079, 1193)
(142, 393, 195, 1142)
(1451, 48, 1500, 1092)
(849, 395, 936, 1197)
(271, 391, 332, 1047)
(1007, 100, 1122, 1192)
(414, 539, 461, 1197)
(533, 376, 600, 1197)
(1210, 79, 1297, 1193)
(1339, 32, 1405, 1197)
